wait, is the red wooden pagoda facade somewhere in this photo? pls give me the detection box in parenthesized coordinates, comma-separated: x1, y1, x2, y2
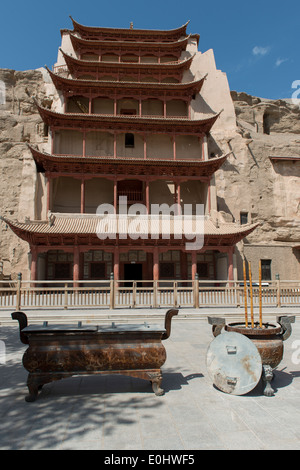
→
(3, 18, 257, 283)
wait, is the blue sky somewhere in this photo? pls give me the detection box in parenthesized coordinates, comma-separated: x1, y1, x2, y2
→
(0, 0, 299, 99)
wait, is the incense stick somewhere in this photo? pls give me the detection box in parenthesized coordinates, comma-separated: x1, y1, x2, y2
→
(249, 262, 254, 328)
(243, 259, 248, 327)
(259, 259, 263, 328)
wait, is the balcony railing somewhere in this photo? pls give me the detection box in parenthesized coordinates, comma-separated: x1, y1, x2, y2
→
(117, 190, 144, 202)
(1, 278, 299, 311)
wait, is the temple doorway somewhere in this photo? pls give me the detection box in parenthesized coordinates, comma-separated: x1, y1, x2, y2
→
(124, 263, 143, 285)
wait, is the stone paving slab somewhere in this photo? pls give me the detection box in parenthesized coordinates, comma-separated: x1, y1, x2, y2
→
(0, 316, 300, 450)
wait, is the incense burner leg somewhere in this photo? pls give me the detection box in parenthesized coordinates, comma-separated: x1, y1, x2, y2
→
(149, 372, 164, 396)
(25, 374, 40, 402)
(25, 374, 52, 402)
(262, 365, 274, 397)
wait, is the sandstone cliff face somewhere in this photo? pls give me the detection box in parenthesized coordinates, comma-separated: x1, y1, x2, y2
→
(212, 91, 300, 279)
(0, 69, 51, 278)
(214, 91, 300, 243)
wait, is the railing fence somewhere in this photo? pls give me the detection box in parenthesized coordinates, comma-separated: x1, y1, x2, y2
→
(0, 276, 299, 310)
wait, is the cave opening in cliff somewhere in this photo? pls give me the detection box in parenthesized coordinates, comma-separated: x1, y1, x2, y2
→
(263, 112, 270, 134)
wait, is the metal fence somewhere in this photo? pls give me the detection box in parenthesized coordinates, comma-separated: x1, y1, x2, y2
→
(0, 277, 299, 310)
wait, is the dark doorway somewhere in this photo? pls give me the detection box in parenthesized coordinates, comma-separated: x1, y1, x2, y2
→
(124, 263, 143, 286)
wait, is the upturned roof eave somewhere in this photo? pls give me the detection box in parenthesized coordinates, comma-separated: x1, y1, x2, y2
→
(70, 16, 190, 37)
(46, 66, 206, 94)
(69, 32, 191, 50)
(34, 100, 220, 134)
(60, 48, 195, 71)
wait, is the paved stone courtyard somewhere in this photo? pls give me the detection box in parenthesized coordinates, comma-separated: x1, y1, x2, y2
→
(1, 312, 300, 450)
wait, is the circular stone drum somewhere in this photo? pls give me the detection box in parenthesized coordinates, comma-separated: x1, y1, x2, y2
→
(206, 331, 262, 396)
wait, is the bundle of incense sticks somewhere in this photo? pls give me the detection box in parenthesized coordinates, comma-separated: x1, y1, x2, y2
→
(243, 259, 263, 328)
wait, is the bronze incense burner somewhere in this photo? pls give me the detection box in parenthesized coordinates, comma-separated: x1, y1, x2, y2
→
(208, 316, 295, 396)
(12, 308, 178, 402)
(207, 261, 295, 396)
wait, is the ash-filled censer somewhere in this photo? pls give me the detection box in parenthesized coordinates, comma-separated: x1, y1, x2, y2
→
(207, 260, 295, 396)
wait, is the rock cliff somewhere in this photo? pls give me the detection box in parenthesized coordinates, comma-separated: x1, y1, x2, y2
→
(0, 69, 53, 278)
(214, 91, 300, 244)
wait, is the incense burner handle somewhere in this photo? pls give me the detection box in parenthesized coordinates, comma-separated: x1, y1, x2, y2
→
(11, 311, 29, 345)
(207, 317, 226, 337)
(162, 309, 178, 340)
(276, 315, 295, 341)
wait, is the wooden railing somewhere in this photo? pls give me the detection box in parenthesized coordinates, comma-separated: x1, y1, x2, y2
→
(0, 277, 299, 310)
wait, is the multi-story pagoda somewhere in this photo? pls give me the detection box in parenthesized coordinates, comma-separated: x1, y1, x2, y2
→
(4, 18, 257, 283)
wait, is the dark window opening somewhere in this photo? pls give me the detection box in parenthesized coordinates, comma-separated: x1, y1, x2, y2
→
(240, 212, 248, 225)
(120, 109, 137, 115)
(90, 262, 106, 279)
(197, 262, 209, 279)
(160, 262, 175, 279)
(44, 124, 49, 137)
(54, 263, 71, 280)
(261, 260, 272, 281)
(263, 113, 270, 135)
(125, 133, 135, 148)
(124, 263, 143, 283)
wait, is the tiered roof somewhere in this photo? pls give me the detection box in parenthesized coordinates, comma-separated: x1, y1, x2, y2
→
(59, 48, 194, 81)
(35, 101, 220, 135)
(69, 33, 191, 59)
(67, 17, 200, 43)
(1, 213, 259, 248)
(47, 67, 206, 101)
(29, 145, 229, 178)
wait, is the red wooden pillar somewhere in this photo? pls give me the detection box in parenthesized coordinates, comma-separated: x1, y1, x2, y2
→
(83, 131, 86, 157)
(46, 174, 51, 212)
(143, 134, 147, 160)
(227, 246, 234, 282)
(63, 92, 67, 113)
(199, 136, 203, 160)
(153, 247, 159, 281)
(191, 250, 197, 280)
(73, 246, 80, 283)
(114, 247, 119, 281)
(145, 180, 150, 213)
(188, 99, 191, 119)
(177, 181, 181, 215)
(114, 179, 118, 212)
(114, 132, 117, 158)
(207, 179, 211, 215)
(51, 129, 55, 154)
(30, 247, 38, 281)
(173, 134, 176, 160)
(81, 179, 85, 214)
